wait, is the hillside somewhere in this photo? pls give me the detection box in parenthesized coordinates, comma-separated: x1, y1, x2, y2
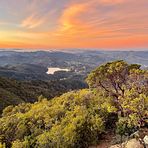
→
(0, 77, 87, 113)
(0, 60, 147, 148)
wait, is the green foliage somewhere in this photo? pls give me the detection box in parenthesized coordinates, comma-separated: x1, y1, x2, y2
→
(119, 90, 147, 126)
(0, 142, 6, 148)
(12, 139, 29, 148)
(0, 76, 87, 113)
(116, 90, 148, 136)
(0, 89, 112, 147)
(86, 60, 147, 100)
(87, 60, 148, 136)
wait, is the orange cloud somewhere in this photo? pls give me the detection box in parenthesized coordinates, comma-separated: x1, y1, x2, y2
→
(59, 3, 89, 33)
(52, 1, 120, 40)
(0, 0, 148, 49)
(99, 0, 124, 5)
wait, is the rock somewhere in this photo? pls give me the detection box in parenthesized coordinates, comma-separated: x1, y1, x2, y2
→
(109, 145, 121, 148)
(110, 139, 144, 148)
(125, 139, 144, 148)
(143, 135, 148, 145)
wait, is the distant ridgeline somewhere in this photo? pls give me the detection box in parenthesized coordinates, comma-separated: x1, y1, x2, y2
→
(0, 51, 148, 77)
(0, 60, 147, 148)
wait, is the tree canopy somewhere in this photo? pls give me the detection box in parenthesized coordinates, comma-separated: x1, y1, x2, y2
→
(87, 60, 148, 135)
(86, 60, 148, 111)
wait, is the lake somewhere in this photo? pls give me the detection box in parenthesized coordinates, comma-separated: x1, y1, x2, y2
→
(46, 67, 69, 74)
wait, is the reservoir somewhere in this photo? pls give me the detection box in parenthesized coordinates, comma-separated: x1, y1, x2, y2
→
(46, 67, 69, 74)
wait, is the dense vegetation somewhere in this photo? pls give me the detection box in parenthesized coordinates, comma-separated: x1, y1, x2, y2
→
(0, 77, 87, 113)
(86, 60, 148, 135)
(0, 60, 147, 148)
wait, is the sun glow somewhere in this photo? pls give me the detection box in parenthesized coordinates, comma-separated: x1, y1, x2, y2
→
(0, 0, 148, 49)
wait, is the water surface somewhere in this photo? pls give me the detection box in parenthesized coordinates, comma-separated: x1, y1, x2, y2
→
(46, 67, 69, 74)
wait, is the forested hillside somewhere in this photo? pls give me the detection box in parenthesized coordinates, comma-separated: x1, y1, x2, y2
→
(0, 77, 87, 113)
(0, 60, 147, 148)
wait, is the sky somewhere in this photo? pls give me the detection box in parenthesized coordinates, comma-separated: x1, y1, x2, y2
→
(0, 0, 148, 50)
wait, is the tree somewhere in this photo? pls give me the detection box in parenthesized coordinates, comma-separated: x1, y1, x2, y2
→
(86, 60, 148, 113)
(87, 60, 148, 137)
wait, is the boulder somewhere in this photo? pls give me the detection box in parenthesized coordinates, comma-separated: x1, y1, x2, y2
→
(143, 135, 148, 145)
(110, 139, 144, 148)
(125, 139, 144, 148)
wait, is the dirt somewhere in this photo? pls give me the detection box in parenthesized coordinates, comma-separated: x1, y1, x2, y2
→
(90, 131, 115, 148)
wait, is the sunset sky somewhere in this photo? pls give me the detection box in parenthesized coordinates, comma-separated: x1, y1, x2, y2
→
(0, 0, 148, 50)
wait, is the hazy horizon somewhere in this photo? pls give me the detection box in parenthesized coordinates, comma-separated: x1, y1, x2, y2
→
(0, 48, 148, 52)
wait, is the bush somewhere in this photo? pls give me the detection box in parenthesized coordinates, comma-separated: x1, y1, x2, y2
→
(0, 90, 109, 148)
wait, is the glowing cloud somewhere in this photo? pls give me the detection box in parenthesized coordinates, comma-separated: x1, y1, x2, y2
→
(0, 0, 148, 49)
(99, 0, 124, 5)
(21, 14, 44, 29)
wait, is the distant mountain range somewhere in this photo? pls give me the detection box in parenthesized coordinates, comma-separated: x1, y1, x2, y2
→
(0, 50, 147, 70)
(0, 50, 148, 65)
(0, 50, 147, 80)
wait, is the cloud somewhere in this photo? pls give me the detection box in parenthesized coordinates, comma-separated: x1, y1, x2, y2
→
(53, 1, 120, 39)
(60, 3, 88, 31)
(21, 13, 46, 29)
(0, 0, 148, 49)
(20, 0, 58, 29)
(99, 0, 124, 5)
